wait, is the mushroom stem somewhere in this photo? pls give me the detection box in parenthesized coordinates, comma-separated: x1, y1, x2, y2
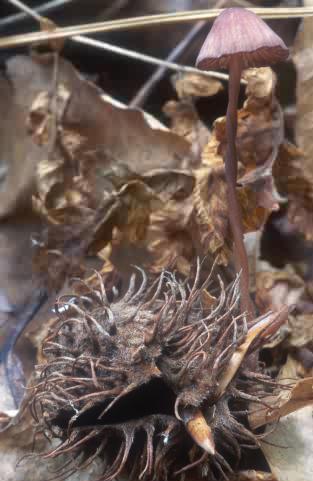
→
(224, 57, 253, 318)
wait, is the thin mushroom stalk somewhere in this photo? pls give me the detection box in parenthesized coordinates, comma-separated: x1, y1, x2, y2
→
(196, 7, 289, 319)
(224, 56, 252, 317)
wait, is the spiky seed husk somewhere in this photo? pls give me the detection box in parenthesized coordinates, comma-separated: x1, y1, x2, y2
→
(30, 261, 287, 480)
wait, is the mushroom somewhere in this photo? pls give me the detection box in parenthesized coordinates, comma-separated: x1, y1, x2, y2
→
(196, 8, 288, 317)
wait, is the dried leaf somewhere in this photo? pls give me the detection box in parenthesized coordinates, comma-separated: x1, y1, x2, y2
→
(255, 265, 313, 351)
(147, 197, 195, 274)
(28, 86, 70, 147)
(173, 72, 223, 99)
(232, 471, 277, 481)
(273, 142, 313, 241)
(293, 15, 313, 173)
(193, 160, 230, 265)
(11, 52, 199, 287)
(33, 178, 161, 289)
(260, 406, 313, 481)
(143, 168, 195, 201)
(0, 53, 192, 221)
(163, 100, 210, 161)
(236, 68, 283, 215)
(59, 58, 192, 174)
(256, 269, 305, 314)
(249, 377, 313, 429)
(194, 67, 284, 264)
(149, 68, 287, 269)
(0, 65, 46, 219)
(288, 314, 313, 348)
(112, 180, 162, 244)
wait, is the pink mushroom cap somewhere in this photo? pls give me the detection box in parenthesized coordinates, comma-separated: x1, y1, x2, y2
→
(196, 8, 289, 70)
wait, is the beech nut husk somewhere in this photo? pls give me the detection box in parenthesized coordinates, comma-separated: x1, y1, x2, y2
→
(30, 260, 287, 480)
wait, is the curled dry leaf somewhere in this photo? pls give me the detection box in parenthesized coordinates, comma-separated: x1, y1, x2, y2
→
(249, 355, 313, 429)
(163, 72, 220, 162)
(235, 68, 283, 214)
(33, 178, 161, 289)
(142, 168, 195, 202)
(260, 406, 313, 481)
(193, 157, 231, 265)
(293, 15, 313, 173)
(191, 67, 285, 265)
(56, 59, 192, 173)
(147, 198, 195, 274)
(125, 67, 292, 274)
(255, 265, 313, 353)
(146, 136, 229, 273)
(12, 52, 199, 287)
(89, 169, 196, 282)
(194, 65, 313, 268)
(28, 55, 192, 219)
(273, 142, 313, 241)
(256, 268, 305, 314)
(163, 100, 210, 161)
(288, 314, 313, 349)
(173, 72, 223, 100)
(0, 63, 47, 219)
(0, 53, 192, 221)
(145, 162, 231, 273)
(249, 377, 313, 430)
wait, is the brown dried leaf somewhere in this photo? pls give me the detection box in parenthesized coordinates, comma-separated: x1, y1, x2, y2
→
(260, 354, 313, 481)
(163, 100, 210, 161)
(249, 377, 313, 430)
(12, 52, 199, 287)
(0, 53, 192, 221)
(0, 64, 47, 219)
(147, 198, 195, 275)
(144, 183, 226, 282)
(59, 60, 192, 174)
(143, 168, 195, 201)
(163, 71, 220, 162)
(113, 180, 162, 244)
(255, 265, 313, 351)
(231, 471, 277, 481)
(194, 67, 284, 265)
(273, 142, 313, 241)
(260, 406, 313, 481)
(173, 72, 223, 99)
(288, 314, 313, 348)
(293, 15, 313, 173)
(193, 159, 230, 265)
(27, 85, 70, 147)
(236, 68, 283, 214)
(256, 269, 305, 314)
(33, 178, 161, 289)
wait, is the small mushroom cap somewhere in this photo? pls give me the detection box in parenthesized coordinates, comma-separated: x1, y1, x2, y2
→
(196, 8, 289, 70)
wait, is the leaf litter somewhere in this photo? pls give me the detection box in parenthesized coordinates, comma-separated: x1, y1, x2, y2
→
(0, 2, 313, 481)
